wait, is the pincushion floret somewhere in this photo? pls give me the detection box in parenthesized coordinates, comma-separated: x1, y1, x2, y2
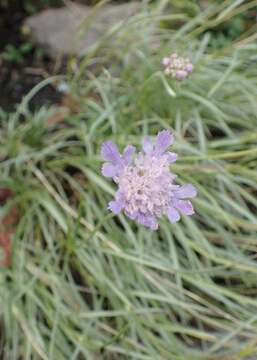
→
(101, 130, 197, 230)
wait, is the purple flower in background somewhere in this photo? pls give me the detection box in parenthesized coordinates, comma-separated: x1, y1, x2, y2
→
(101, 130, 197, 230)
(162, 53, 193, 80)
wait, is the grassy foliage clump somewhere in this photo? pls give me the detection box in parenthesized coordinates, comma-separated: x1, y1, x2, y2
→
(0, 1, 257, 359)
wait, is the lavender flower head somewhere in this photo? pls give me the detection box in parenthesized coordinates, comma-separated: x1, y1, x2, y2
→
(101, 130, 197, 230)
(162, 53, 193, 80)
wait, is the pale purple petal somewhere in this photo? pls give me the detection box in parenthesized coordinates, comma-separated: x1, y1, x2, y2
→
(186, 63, 193, 73)
(122, 145, 135, 165)
(174, 199, 194, 215)
(101, 163, 117, 178)
(174, 184, 197, 199)
(166, 152, 178, 163)
(136, 213, 158, 230)
(108, 200, 123, 214)
(125, 211, 137, 220)
(175, 70, 187, 80)
(101, 141, 121, 164)
(162, 57, 170, 66)
(154, 130, 174, 156)
(167, 207, 180, 223)
(142, 137, 153, 155)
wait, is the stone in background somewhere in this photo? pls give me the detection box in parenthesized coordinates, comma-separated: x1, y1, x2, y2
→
(24, 2, 140, 57)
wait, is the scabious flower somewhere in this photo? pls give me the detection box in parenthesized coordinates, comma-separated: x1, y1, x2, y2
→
(162, 53, 193, 80)
(101, 130, 197, 230)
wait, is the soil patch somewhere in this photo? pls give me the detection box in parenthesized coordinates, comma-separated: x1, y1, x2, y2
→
(0, 2, 63, 112)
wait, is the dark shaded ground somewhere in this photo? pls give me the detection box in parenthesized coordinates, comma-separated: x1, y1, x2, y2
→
(0, 0, 105, 112)
(0, 2, 63, 112)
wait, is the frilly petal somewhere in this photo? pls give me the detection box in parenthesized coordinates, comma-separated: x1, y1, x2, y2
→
(101, 163, 117, 178)
(101, 141, 121, 164)
(166, 152, 178, 163)
(142, 137, 153, 155)
(174, 184, 197, 199)
(154, 130, 174, 156)
(167, 206, 180, 223)
(108, 200, 123, 214)
(174, 199, 194, 215)
(122, 145, 135, 165)
(136, 213, 158, 230)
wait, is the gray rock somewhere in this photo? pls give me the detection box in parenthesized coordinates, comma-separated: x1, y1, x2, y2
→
(24, 3, 140, 57)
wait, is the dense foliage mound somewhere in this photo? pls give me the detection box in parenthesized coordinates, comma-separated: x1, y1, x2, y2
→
(1, 1, 257, 359)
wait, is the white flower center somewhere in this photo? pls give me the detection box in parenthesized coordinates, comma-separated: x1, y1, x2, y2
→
(118, 155, 176, 216)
